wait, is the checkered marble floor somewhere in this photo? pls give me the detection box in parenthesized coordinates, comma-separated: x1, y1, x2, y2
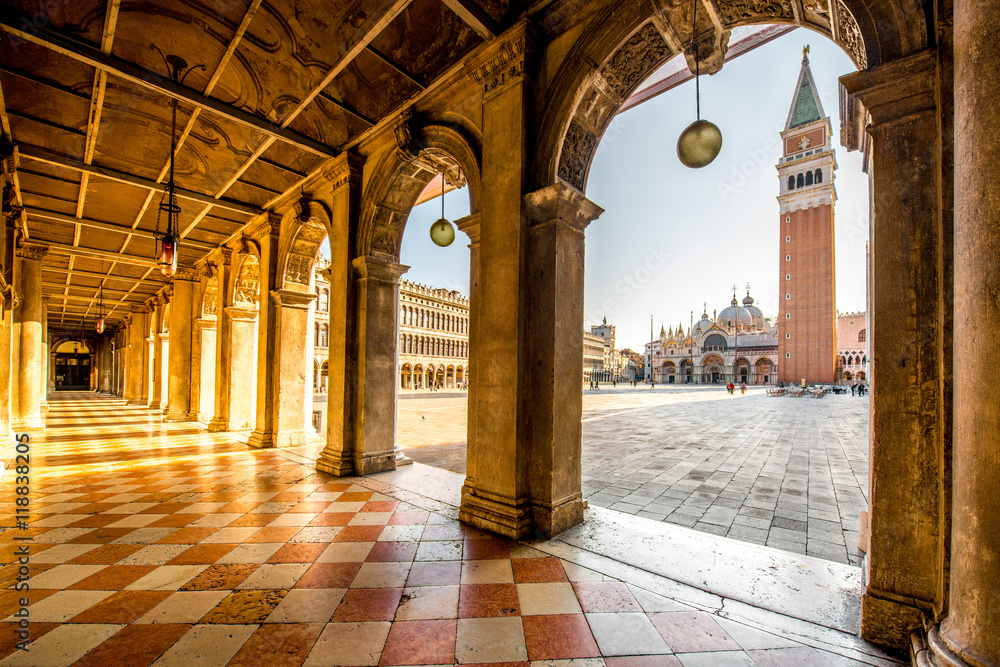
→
(0, 394, 902, 666)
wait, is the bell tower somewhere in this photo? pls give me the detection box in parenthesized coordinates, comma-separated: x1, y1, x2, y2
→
(776, 47, 837, 384)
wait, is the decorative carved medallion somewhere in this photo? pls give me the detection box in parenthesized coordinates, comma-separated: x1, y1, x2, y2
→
(716, 0, 794, 26)
(203, 278, 218, 316)
(557, 118, 597, 192)
(372, 227, 398, 256)
(234, 256, 259, 305)
(835, 0, 868, 69)
(600, 24, 670, 99)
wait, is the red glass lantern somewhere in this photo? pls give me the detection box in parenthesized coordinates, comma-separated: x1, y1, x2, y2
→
(158, 234, 178, 276)
(96, 317, 105, 334)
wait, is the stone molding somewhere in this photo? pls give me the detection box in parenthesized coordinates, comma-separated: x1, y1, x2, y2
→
(465, 19, 534, 100)
(352, 255, 409, 285)
(777, 189, 835, 213)
(130, 303, 151, 314)
(15, 241, 48, 261)
(523, 183, 604, 235)
(194, 318, 217, 330)
(455, 213, 481, 245)
(170, 269, 201, 282)
(270, 289, 317, 310)
(247, 212, 282, 241)
(840, 50, 935, 128)
(224, 306, 258, 322)
(326, 151, 365, 195)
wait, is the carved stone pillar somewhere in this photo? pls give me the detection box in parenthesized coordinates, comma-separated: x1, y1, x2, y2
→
(164, 273, 196, 422)
(248, 215, 282, 448)
(934, 4, 1000, 664)
(317, 154, 363, 475)
(126, 305, 150, 405)
(12, 242, 48, 432)
(149, 295, 166, 409)
(455, 213, 481, 501)
(459, 21, 534, 538)
(209, 250, 234, 432)
(352, 256, 406, 473)
(194, 318, 216, 420)
(841, 50, 948, 651)
(225, 307, 257, 430)
(523, 183, 603, 535)
(39, 299, 47, 413)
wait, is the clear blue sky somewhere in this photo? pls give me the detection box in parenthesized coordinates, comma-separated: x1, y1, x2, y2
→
(392, 28, 869, 351)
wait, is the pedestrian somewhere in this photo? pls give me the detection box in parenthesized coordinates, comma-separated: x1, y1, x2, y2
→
(851, 383, 856, 396)
(589, 379, 593, 391)
(595, 379, 599, 390)
(740, 382, 746, 395)
(613, 379, 616, 388)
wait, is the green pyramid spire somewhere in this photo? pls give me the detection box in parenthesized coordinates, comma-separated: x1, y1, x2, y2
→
(785, 49, 825, 130)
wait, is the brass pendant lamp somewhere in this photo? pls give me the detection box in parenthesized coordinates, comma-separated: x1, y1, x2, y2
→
(429, 172, 455, 247)
(676, 0, 723, 168)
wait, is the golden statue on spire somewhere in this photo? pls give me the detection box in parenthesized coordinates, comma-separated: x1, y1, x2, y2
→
(803, 44, 810, 60)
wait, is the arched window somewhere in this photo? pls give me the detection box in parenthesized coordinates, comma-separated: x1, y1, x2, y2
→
(858, 329, 867, 343)
(805, 171, 813, 186)
(796, 173, 804, 188)
(314, 323, 320, 346)
(787, 175, 795, 190)
(319, 288, 329, 312)
(815, 168, 823, 183)
(319, 325, 328, 348)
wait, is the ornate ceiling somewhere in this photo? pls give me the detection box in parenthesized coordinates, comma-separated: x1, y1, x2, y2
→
(0, 0, 502, 330)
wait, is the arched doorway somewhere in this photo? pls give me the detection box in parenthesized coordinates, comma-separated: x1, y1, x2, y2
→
(52, 340, 92, 390)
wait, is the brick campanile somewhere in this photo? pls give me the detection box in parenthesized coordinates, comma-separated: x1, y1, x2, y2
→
(776, 47, 837, 384)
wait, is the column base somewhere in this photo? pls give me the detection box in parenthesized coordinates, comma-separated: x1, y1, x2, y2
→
(126, 399, 146, 406)
(921, 624, 984, 667)
(861, 589, 925, 652)
(459, 490, 533, 540)
(247, 430, 275, 449)
(207, 418, 230, 433)
(10, 418, 45, 433)
(148, 402, 161, 411)
(354, 451, 397, 476)
(316, 451, 355, 477)
(394, 445, 413, 467)
(530, 493, 585, 537)
(162, 412, 196, 423)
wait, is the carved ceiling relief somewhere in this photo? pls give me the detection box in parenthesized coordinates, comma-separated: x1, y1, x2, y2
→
(284, 254, 313, 286)
(557, 118, 598, 192)
(715, 0, 795, 25)
(835, 0, 868, 69)
(234, 255, 260, 305)
(599, 24, 671, 99)
(369, 206, 402, 258)
(801, 0, 832, 29)
(203, 277, 219, 317)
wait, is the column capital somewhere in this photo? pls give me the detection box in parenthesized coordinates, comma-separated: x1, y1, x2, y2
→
(840, 49, 936, 128)
(15, 241, 48, 261)
(523, 183, 604, 234)
(194, 317, 217, 331)
(325, 151, 365, 195)
(352, 255, 409, 284)
(248, 212, 282, 241)
(170, 268, 201, 282)
(224, 305, 258, 322)
(130, 303, 151, 314)
(270, 289, 316, 310)
(464, 18, 536, 99)
(123, 313, 133, 326)
(455, 212, 481, 245)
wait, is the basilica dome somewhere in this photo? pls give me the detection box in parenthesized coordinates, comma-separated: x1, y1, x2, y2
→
(717, 296, 754, 329)
(742, 292, 766, 329)
(692, 308, 714, 336)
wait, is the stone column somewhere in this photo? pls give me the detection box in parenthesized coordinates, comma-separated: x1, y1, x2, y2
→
(0, 221, 15, 446)
(164, 273, 196, 422)
(39, 299, 48, 413)
(523, 183, 603, 535)
(158, 333, 169, 411)
(194, 318, 216, 420)
(348, 255, 406, 473)
(456, 213, 481, 502)
(935, 4, 1000, 664)
(208, 250, 234, 432)
(122, 313, 135, 402)
(841, 50, 948, 651)
(459, 21, 534, 538)
(12, 242, 48, 432)
(248, 215, 282, 448)
(126, 306, 149, 405)
(225, 307, 257, 430)
(317, 154, 363, 475)
(149, 295, 165, 409)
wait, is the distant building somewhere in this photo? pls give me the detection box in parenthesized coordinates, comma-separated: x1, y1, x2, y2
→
(837, 312, 868, 382)
(645, 291, 779, 385)
(397, 281, 469, 390)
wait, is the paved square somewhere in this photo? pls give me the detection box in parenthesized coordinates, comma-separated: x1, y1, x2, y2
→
(400, 386, 870, 566)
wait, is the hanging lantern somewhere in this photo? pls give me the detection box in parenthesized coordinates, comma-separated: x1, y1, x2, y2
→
(158, 233, 178, 276)
(676, 0, 722, 169)
(95, 282, 106, 333)
(96, 317, 105, 334)
(429, 171, 455, 247)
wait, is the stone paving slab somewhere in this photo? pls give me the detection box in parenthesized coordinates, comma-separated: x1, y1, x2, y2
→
(400, 386, 870, 566)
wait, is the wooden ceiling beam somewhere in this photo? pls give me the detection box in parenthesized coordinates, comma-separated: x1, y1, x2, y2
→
(26, 206, 218, 250)
(18, 145, 261, 216)
(440, 0, 499, 39)
(46, 241, 164, 268)
(41, 266, 166, 286)
(0, 16, 340, 158)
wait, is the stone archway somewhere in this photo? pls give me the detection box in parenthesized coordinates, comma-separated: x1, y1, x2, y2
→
(524, 0, 938, 651)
